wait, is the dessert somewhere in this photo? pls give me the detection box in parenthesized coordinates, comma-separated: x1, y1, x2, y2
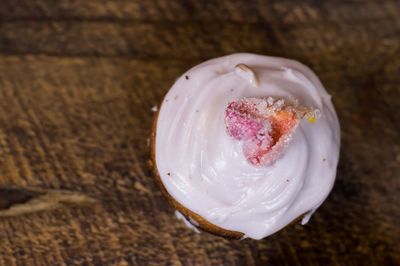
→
(151, 53, 340, 240)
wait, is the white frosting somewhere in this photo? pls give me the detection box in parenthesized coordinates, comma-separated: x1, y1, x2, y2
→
(175, 211, 200, 233)
(155, 53, 340, 239)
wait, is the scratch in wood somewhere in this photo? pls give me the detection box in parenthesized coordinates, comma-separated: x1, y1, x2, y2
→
(0, 187, 96, 217)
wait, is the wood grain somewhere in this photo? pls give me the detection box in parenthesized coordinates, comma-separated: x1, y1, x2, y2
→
(0, 0, 399, 265)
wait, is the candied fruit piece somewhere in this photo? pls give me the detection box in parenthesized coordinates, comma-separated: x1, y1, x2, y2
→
(225, 97, 316, 166)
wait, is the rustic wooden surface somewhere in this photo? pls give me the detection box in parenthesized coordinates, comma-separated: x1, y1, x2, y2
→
(0, 1, 399, 265)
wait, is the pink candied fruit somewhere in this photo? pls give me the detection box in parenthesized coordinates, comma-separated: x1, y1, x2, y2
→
(225, 97, 300, 166)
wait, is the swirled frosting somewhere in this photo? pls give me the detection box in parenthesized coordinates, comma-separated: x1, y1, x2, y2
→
(155, 53, 340, 239)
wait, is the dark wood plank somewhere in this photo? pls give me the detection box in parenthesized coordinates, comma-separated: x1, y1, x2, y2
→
(0, 0, 398, 24)
(0, 18, 398, 60)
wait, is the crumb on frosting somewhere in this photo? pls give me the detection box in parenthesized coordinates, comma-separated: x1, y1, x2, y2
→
(234, 63, 259, 88)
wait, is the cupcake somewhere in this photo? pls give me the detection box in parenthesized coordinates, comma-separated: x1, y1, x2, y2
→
(151, 53, 340, 240)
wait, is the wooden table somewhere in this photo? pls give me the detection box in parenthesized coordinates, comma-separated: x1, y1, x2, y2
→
(0, 1, 399, 265)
